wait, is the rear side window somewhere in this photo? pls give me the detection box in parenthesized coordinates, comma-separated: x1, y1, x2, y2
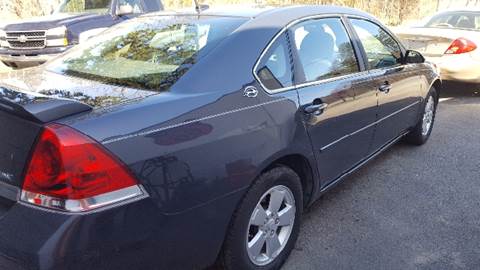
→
(350, 19, 402, 69)
(426, 12, 480, 30)
(291, 18, 359, 84)
(256, 33, 294, 91)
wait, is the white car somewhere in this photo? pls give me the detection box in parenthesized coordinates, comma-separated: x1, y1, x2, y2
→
(396, 10, 480, 83)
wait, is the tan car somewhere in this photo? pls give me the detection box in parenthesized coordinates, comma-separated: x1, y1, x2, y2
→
(396, 10, 480, 83)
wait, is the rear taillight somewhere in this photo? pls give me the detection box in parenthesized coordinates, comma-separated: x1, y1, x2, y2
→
(445, 38, 477, 54)
(21, 124, 146, 212)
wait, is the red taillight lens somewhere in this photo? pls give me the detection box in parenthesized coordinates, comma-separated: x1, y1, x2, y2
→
(21, 124, 145, 212)
(445, 38, 477, 54)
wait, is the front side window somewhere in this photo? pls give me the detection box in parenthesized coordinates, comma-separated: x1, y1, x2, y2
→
(256, 33, 293, 91)
(290, 18, 359, 84)
(47, 17, 246, 91)
(57, 0, 111, 14)
(350, 19, 402, 69)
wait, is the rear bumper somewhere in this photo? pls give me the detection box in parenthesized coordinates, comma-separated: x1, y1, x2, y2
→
(0, 189, 243, 270)
(426, 55, 480, 83)
(0, 47, 70, 69)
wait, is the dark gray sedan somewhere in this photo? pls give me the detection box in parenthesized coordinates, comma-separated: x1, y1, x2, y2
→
(0, 5, 440, 270)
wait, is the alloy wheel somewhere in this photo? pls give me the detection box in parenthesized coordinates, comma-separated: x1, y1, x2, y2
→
(246, 185, 296, 266)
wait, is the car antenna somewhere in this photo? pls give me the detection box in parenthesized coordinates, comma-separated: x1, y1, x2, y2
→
(194, 0, 201, 14)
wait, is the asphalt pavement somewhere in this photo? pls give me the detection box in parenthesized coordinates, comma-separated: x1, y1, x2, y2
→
(283, 82, 480, 270)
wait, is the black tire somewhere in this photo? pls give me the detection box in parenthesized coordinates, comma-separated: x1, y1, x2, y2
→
(405, 87, 438, 145)
(218, 166, 303, 270)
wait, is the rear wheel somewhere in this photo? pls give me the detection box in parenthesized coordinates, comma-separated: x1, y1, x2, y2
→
(219, 166, 303, 270)
(405, 88, 438, 145)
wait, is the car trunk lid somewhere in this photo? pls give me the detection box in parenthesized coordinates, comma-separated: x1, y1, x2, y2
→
(396, 27, 480, 57)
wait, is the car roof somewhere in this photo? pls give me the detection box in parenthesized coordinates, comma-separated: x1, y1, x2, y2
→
(142, 5, 376, 21)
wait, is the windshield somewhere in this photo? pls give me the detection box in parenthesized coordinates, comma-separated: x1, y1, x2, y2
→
(425, 12, 480, 30)
(56, 0, 111, 14)
(47, 16, 246, 91)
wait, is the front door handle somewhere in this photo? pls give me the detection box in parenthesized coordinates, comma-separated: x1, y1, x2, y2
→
(379, 82, 391, 93)
(304, 102, 328, 115)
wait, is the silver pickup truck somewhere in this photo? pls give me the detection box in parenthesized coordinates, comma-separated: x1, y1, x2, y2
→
(0, 0, 163, 68)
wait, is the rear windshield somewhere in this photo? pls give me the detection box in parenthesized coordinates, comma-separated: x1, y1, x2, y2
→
(48, 16, 246, 91)
(425, 12, 480, 30)
(56, 0, 111, 14)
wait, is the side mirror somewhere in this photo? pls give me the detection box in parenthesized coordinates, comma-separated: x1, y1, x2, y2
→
(404, 50, 425, 64)
(116, 4, 134, 16)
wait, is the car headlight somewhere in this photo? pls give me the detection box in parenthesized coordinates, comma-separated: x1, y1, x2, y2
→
(46, 26, 67, 37)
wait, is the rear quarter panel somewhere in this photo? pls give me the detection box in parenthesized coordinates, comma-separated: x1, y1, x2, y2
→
(56, 80, 315, 270)
(79, 88, 309, 214)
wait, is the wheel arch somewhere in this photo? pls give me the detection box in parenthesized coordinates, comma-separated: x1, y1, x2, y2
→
(260, 153, 317, 209)
(213, 152, 318, 267)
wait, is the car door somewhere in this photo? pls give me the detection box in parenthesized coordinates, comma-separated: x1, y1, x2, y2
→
(348, 18, 423, 150)
(291, 17, 378, 186)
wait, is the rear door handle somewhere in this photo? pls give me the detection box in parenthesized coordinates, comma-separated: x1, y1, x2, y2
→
(379, 82, 391, 93)
(304, 102, 328, 115)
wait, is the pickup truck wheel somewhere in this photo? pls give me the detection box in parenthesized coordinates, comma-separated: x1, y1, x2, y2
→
(219, 166, 303, 270)
(405, 87, 438, 145)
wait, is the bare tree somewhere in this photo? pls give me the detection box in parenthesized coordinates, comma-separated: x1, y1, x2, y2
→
(4, 0, 480, 25)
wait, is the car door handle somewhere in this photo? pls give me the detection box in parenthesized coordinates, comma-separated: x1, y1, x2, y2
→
(379, 82, 391, 93)
(304, 102, 328, 115)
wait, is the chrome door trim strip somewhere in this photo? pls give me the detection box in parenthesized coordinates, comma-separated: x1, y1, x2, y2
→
(319, 131, 409, 194)
(320, 100, 420, 151)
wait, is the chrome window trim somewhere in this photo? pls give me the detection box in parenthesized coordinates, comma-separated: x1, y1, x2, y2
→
(253, 13, 371, 94)
(253, 29, 296, 94)
(320, 100, 421, 151)
(294, 70, 370, 90)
